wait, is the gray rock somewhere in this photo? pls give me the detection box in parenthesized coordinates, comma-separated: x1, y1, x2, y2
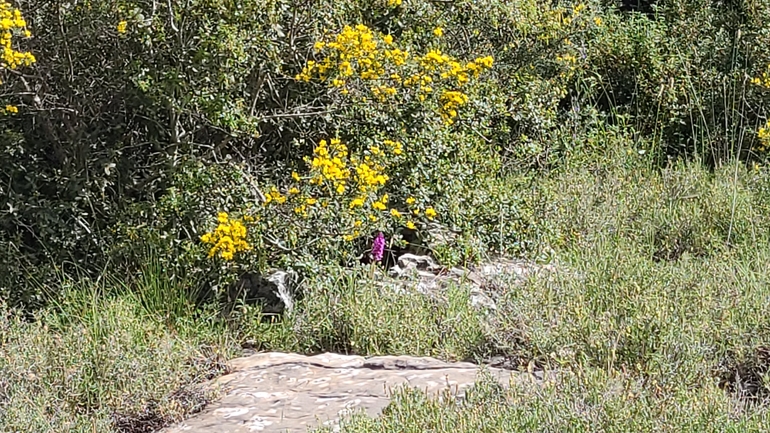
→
(160, 352, 538, 433)
(384, 256, 555, 313)
(227, 270, 300, 316)
(397, 253, 441, 272)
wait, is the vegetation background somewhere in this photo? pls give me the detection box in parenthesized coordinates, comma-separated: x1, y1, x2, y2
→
(3, 0, 770, 431)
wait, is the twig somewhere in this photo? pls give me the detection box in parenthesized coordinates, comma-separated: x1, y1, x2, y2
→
(259, 110, 332, 121)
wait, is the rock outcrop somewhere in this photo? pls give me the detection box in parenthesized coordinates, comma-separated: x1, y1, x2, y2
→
(160, 352, 530, 433)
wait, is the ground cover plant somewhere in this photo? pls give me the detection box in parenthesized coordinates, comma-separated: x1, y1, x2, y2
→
(4, 0, 770, 431)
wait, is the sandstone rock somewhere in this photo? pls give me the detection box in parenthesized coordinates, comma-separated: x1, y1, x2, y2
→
(160, 352, 532, 433)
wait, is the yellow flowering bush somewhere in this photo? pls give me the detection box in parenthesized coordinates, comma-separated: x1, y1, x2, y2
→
(295, 24, 494, 125)
(148, 2, 611, 272)
(262, 136, 432, 242)
(218, 21, 504, 257)
(188, 2, 605, 268)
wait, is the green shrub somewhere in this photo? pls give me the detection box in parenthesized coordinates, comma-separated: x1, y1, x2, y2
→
(10, 0, 770, 310)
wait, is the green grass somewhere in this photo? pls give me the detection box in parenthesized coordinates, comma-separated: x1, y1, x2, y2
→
(311, 147, 770, 431)
(314, 369, 769, 432)
(0, 267, 240, 432)
(234, 266, 493, 359)
(4, 142, 770, 431)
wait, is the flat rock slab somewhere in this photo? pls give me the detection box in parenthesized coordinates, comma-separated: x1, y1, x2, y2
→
(161, 352, 519, 433)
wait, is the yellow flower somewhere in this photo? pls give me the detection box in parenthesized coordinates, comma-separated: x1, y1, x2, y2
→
(288, 187, 300, 195)
(201, 212, 251, 261)
(433, 27, 443, 37)
(387, 0, 402, 6)
(406, 197, 416, 205)
(474, 56, 494, 69)
(390, 209, 402, 218)
(4, 104, 17, 114)
(383, 34, 393, 45)
(117, 20, 127, 34)
(336, 184, 346, 194)
(267, 187, 287, 204)
(292, 171, 301, 181)
(406, 221, 416, 230)
(306, 197, 318, 205)
(372, 201, 387, 211)
(425, 207, 437, 220)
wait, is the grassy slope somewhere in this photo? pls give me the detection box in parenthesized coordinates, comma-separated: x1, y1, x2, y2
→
(316, 148, 770, 431)
(3, 144, 770, 431)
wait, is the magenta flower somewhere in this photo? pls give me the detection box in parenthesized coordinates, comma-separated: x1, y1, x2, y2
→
(371, 232, 385, 262)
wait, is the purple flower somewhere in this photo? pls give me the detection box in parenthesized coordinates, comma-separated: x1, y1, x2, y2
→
(371, 232, 385, 262)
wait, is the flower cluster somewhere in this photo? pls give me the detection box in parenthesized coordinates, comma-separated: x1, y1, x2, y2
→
(371, 232, 385, 262)
(305, 137, 399, 202)
(439, 90, 469, 124)
(529, 2, 591, 40)
(420, 49, 493, 86)
(309, 138, 353, 193)
(752, 64, 770, 152)
(752, 64, 770, 89)
(264, 186, 288, 205)
(262, 136, 438, 241)
(296, 24, 381, 83)
(200, 212, 251, 261)
(0, 1, 34, 74)
(296, 24, 493, 125)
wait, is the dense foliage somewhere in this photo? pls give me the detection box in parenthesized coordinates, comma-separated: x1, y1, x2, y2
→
(5, 0, 770, 309)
